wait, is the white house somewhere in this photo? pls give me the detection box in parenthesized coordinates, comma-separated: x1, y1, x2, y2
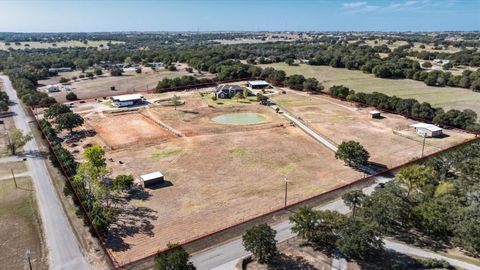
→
(410, 123, 443, 137)
(110, 94, 144, 107)
(45, 85, 60, 93)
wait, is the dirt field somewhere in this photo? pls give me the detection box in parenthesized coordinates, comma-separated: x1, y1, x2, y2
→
(273, 92, 474, 168)
(0, 175, 46, 270)
(40, 64, 214, 102)
(64, 91, 365, 264)
(61, 88, 473, 265)
(259, 63, 480, 118)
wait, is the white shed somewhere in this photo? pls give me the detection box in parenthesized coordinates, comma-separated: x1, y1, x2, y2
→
(110, 94, 144, 107)
(247, 80, 271, 90)
(140, 171, 164, 187)
(410, 123, 443, 137)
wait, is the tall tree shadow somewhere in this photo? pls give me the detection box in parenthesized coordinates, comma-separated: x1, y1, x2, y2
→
(104, 197, 157, 252)
(265, 254, 318, 270)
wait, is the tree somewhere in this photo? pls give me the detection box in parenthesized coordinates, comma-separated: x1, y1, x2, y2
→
(396, 165, 436, 197)
(342, 190, 366, 217)
(290, 207, 321, 244)
(110, 68, 123, 76)
(55, 112, 84, 133)
(233, 92, 243, 102)
(112, 175, 134, 191)
(135, 68, 142, 74)
(154, 243, 195, 270)
(75, 59, 89, 72)
(185, 67, 193, 73)
(59, 77, 69, 84)
(171, 95, 181, 110)
(94, 68, 103, 76)
(168, 65, 177, 71)
(335, 141, 370, 167)
(422, 61, 432, 68)
(336, 217, 383, 259)
(44, 104, 71, 119)
(0, 100, 9, 111)
(242, 224, 277, 263)
(66, 92, 78, 101)
(6, 128, 32, 155)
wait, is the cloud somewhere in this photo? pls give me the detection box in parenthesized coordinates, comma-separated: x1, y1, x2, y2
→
(342, 1, 379, 12)
(343, 2, 367, 9)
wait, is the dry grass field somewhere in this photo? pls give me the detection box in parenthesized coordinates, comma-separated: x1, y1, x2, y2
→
(259, 63, 480, 117)
(272, 92, 474, 167)
(59, 87, 473, 265)
(40, 65, 214, 102)
(64, 92, 365, 264)
(0, 40, 124, 50)
(0, 173, 46, 270)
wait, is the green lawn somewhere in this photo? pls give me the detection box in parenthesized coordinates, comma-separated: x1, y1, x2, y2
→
(259, 63, 480, 117)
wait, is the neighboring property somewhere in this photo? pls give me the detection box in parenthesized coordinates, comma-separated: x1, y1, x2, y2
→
(140, 171, 165, 188)
(214, 84, 244, 98)
(247, 80, 271, 90)
(433, 59, 450, 65)
(48, 67, 72, 73)
(110, 94, 144, 107)
(147, 62, 165, 68)
(45, 85, 60, 93)
(410, 123, 443, 137)
(369, 110, 382, 119)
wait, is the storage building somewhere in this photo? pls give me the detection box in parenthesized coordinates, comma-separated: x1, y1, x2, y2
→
(140, 171, 164, 188)
(410, 123, 443, 138)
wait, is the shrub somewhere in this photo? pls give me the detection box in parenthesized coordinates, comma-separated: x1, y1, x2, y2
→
(66, 92, 78, 101)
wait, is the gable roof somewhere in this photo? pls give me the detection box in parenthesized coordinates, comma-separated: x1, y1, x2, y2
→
(410, 123, 443, 132)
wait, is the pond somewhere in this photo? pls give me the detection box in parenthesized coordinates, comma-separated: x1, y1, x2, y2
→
(212, 113, 267, 125)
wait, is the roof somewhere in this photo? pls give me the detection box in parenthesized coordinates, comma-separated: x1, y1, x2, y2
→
(369, 110, 381, 114)
(140, 171, 164, 181)
(247, 80, 270, 86)
(215, 84, 243, 92)
(111, 94, 144, 102)
(410, 123, 443, 132)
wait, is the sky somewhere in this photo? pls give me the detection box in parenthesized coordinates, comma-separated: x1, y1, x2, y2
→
(0, 0, 478, 32)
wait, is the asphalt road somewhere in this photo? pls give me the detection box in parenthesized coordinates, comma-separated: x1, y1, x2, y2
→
(1, 75, 90, 270)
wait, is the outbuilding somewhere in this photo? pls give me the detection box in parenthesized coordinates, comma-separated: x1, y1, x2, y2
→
(247, 80, 271, 90)
(110, 94, 144, 107)
(410, 123, 443, 138)
(140, 171, 164, 188)
(369, 110, 382, 119)
(45, 85, 60, 93)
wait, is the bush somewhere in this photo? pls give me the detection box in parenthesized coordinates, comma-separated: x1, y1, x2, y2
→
(110, 68, 123, 76)
(66, 92, 78, 101)
(59, 77, 69, 83)
(420, 258, 450, 268)
(185, 67, 193, 73)
(94, 69, 102, 75)
(168, 65, 177, 71)
(422, 61, 432, 68)
(110, 86, 116, 91)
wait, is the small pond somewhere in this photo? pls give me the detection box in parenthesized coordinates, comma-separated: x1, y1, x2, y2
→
(212, 113, 267, 125)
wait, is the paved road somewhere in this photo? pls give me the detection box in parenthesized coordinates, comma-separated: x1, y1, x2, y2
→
(1, 75, 90, 270)
(192, 171, 480, 270)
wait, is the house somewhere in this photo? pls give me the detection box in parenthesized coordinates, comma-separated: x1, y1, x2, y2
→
(140, 171, 164, 188)
(48, 67, 72, 73)
(247, 80, 271, 90)
(369, 110, 382, 119)
(147, 62, 165, 68)
(45, 85, 60, 93)
(410, 123, 443, 137)
(110, 94, 144, 107)
(433, 59, 450, 65)
(214, 84, 244, 99)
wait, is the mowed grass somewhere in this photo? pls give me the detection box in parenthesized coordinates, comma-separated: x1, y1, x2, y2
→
(0, 177, 45, 269)
(259, 63, 480, 116)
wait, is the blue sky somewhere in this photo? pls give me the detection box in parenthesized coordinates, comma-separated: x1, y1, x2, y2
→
(0, 0, 478, 32)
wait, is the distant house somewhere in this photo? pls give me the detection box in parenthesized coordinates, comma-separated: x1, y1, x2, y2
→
(110, 94, 144, 107)
(433, 59, 450, 65)
(410, 123, 443, 137)
(147, 62, 165, 68)
(140, 171, 164, 188)
(48, 67, 72, 73)
(45, 85, 60, 93)
(214, 84, 244, 99)
(247, 80, 271, 90)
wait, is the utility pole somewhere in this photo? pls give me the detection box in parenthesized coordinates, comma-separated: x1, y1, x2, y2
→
(421, 134, 426, 157)
(283, 176, 289, 208)
(26, 250, 32, 270)
(11, 168, 17, 188)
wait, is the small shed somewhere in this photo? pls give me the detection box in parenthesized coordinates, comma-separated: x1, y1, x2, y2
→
(140, 171, 164, 188)
(247, 80, 271, 90)
(410, 123, 443, 138)
(369, 110, 382, 119)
